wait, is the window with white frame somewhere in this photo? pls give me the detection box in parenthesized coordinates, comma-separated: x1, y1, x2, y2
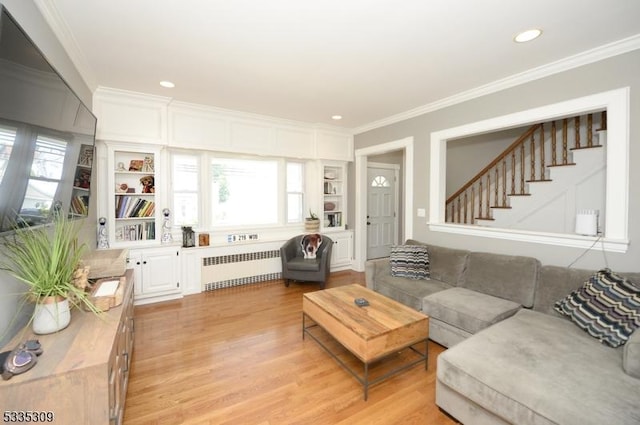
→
(170, 151, 306, 229)
(172, 154, 199, 226)
(23, 134, 67, 214)
(210, 157, 279, 226)
(286, 161, 304, 223)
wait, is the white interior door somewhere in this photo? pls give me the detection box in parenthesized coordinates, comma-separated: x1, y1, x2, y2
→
(367, 165, 398, 259)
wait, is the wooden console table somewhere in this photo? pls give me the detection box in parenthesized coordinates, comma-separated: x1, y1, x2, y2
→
(0, 270, 135, 425)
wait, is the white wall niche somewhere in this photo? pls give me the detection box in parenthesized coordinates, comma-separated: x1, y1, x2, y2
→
(429, 87, 630, 252)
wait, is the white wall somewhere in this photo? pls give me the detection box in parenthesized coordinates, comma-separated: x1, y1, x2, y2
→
(353, 50, 640, 273)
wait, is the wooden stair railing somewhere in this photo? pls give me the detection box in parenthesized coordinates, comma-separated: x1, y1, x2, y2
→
(445, 112, 606, 224)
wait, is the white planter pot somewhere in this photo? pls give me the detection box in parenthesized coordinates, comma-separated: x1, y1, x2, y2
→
(32, 297, 71, 334)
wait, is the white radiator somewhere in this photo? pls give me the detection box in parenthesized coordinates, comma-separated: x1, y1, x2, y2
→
(202, 250, 281, 291)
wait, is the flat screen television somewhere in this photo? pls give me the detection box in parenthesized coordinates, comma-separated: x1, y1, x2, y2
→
(0, 6, 97, 234)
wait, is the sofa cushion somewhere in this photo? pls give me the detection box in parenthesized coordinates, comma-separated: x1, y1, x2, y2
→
(286, 257, 321, 271)
(624, 330, 640, 378)
(423, 287, 520, 335)
(534, 266, 594, 316)
(437, 309, 640, 425)
(459, 252, 539, 307)
(374, 274, 452, 311)
(389, 244, 430, 280)
(406, 240, 469, 285)
(554, 268, 640, 348)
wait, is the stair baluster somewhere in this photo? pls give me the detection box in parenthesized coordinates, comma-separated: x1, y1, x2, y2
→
(551, 121, 557, 166)
(574, 116, 581, 149)
(502, 159, 507, 207)
(471, 186, 475, 225)
(587, 114, 593, 147)
(478, 179, 483, 219)
(520, 143, 525, 194)
(485, 174, 491, 218)
(539, 124, 546, 179)
(463, 191, 468, 224)
(530, 133, 536, 181)
(562, 118, 568, 164)
(494, 168, 499, 208)
(511, 151, 516, 195)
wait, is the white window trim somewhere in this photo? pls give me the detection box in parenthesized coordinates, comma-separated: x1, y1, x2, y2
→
(169, 150, 308, 232)
(429, 87, 630, 253)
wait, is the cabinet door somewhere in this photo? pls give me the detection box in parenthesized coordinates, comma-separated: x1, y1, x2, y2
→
(140, 248, 180, 295)
(127, 252, 144, 296)
(330, 232, 353, 269)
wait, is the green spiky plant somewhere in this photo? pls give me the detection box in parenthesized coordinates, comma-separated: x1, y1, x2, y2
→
(1, 213, 100, 315)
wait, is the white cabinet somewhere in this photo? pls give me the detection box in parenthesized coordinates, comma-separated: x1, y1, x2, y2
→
(322, 162, 347, 231)
(95, 87, 354, 160)
(127, 246, 181, 304)
(329, 230, 353, 270)
(93, 88, 169, 145)
(316, 130, 354, 161)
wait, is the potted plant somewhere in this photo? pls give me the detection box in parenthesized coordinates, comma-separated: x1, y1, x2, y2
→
(305, 210, 320, 232)
(1, 213, 100, 334)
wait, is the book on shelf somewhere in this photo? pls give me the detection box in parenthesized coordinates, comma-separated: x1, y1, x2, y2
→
(115, 197, 155, 218)
(117, 223, 153, 241)
(70, 195, 89, 215)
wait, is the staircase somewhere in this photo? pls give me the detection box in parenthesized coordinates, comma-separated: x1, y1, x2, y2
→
(446, 112, 607, 233)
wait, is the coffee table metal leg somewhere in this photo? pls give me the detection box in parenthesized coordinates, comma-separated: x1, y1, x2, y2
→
(424, 338, 429, 370)
(364, 363, 369, 401)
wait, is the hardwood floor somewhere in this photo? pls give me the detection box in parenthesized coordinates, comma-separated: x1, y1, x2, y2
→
(123, 271, 458, 425)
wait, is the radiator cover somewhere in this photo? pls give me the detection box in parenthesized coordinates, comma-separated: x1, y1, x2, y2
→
(202, 250, 281, 291)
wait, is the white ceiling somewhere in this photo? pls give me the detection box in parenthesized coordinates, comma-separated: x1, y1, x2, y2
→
(35, 0, 640, 131)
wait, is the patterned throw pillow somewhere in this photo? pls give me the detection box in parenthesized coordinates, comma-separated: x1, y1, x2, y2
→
(554, 268, 640, 348)
(389, 244, 430, 280)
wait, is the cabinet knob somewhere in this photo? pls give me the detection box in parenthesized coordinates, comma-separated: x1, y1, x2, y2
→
(143, 261, 147, 265)
(136, 261, 141, 265)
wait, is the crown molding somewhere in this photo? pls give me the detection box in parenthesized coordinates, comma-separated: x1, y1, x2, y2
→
(33, 0, 98, 91)
(354, 33, 640, 135)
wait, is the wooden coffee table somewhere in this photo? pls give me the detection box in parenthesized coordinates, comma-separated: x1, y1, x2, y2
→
(302, 284, 429, 400)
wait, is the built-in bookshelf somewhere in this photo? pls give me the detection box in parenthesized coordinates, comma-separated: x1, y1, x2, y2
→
(322, 163, 346, 230)
(69, 144, 93, 217)
(108, 145, 159, 245)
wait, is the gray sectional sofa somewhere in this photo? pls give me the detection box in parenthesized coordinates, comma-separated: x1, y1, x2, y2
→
(365, 239, 640, 425)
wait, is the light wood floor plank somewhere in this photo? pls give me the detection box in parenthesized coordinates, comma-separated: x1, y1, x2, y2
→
(124, 271, 457, 425)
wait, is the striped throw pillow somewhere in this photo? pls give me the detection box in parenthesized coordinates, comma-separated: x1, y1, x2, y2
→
(554, 268, 640, 348)
(389, 245, 430, 280)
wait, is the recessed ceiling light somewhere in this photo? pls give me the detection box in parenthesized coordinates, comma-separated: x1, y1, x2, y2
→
(159, 80, 175, 88)
(331, 115, 343, 121)
(514, 29, 542, 43)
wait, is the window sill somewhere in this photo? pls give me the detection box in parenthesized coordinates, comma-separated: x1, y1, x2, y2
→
(428, 222, 629, 253)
